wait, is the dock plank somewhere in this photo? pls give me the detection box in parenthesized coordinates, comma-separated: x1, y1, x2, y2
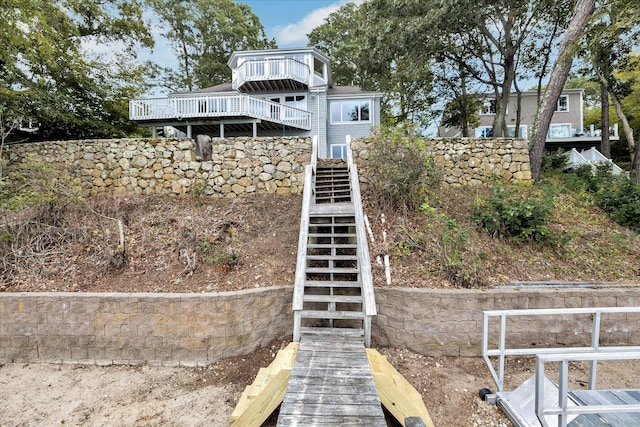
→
(277, 333, 385, 426)
(569, 389, 640, 426)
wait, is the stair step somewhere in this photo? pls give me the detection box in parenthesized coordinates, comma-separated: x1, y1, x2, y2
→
(306, 255, 358, 261)
(309, 222, 356, 227)
(305, 280, 361, 288)
(305, 267, 359, 274)
(309, 204, 355, 216)
(300, 310, 365, 320)
(308, 233, 356, 238)
(315, 189, 351, 195)
(299, 327, 364, 339)
(315, 182, 351, 188)
(303, 294, 363, 303)
(307, 243, 357, 249)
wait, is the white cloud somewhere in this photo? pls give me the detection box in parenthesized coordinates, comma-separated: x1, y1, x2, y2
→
(273, 0, 362, 47)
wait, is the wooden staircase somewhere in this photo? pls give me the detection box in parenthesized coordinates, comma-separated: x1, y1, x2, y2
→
(293, 152, 375, 346)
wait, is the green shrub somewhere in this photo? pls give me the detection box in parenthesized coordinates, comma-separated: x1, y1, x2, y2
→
(367, 123, 442, 211)
(472, 185, 555, 242)
(567, 163, 640, 230)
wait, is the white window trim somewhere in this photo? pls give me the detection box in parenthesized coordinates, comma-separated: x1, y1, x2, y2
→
(548, 123, 573, 138)
(330, 143, 348, 159)
(480, 99, 496, 116)
(475, 126, 493, 138)
(555, 94, 569, 112)
(330, 99, 372, 125)
(507, 125, 528, 139)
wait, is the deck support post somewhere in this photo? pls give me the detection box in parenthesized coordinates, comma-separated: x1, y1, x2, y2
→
(186, 124, 192, 138)
(253, 121, 257, 137)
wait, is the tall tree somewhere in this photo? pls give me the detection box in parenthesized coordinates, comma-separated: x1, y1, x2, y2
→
(149, 0, 276, 92)
(308, 1, 435, 128)
(530, 0, 596, 181)
(1, 0, 154, 140)
(583, 0, 640, 176)
(413, 0, 572, 137)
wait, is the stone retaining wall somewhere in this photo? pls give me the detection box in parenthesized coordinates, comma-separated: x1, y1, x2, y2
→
(351, 137, 532, 185)
(5, 137, 310, 197)
(2, 287, 639, 365)
(0, 288, 293, 366)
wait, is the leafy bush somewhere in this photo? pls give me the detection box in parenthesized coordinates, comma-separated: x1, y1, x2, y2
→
(367, 123, 442, 211)
(472, 185, 555, 242)
(567, 163, 640, 229)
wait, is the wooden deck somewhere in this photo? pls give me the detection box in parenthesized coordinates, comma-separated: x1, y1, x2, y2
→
(277, 331, 386, 426)
(568, 389, 640, 426)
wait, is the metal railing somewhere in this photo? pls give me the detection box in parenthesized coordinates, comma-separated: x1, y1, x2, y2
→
(129, 94, 312, 130)
(482, 307, 640, 392)
(292, 136, 318, 343)
(346, 135, 376, 348)
(535, 350, 640, 427)
(233, 58, 310, 90)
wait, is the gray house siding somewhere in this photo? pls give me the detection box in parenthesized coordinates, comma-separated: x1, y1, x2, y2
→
(327, 97, 380, 158)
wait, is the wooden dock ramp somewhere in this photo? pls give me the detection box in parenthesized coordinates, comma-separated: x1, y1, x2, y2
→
(277, 330, 387, 426)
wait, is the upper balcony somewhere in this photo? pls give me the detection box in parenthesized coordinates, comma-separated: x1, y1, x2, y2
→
(129, 93, 312, 131)
(232, 58, 311, 93)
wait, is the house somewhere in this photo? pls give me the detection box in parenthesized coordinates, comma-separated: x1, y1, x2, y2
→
(438, 89, 619, 150)
(129, 47, 383, 159)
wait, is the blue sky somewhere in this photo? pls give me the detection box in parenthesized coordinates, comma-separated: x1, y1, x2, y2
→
(132, 0, 357, 83)
(242, 0, 355, 47)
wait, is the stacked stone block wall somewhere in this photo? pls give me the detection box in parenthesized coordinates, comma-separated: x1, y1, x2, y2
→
(351, 137, 532, 185)
(2, 287, 640, 365)
(0, 288, 293, 366)
(5, 137, 310, 197)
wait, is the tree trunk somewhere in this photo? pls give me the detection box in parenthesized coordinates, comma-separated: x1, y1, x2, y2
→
(514, 79, 523, 139)
(530, 0, 596, 181)
(600, 82, 611, 158)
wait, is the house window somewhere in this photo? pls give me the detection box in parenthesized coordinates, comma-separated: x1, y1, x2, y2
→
(330, 144, 348, 159)
(548, 124, 571, 138)
(330, 100, 371, 124)
(284, 95, 306, 118)
(555, 95, 569, 112)
(475, 126, 493, 138)
(480, 99, 497, 115)
(507, 125, 527, 138)
(314, 58, 324, 77)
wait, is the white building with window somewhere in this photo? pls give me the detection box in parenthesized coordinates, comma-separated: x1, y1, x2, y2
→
(439, 88, 618, 150)
(129, 47, 383, 159)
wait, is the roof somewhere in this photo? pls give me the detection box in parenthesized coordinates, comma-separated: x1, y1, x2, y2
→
(327, 86, 383, 98)
(170, 83, 235, 97)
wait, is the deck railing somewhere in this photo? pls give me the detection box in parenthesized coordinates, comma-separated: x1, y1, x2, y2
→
(292, 137, 318, 343)
(535, 349, 640, 427)
(233, 58, 310, 90)
(129, 94, 312, 130)
(482, 307, 640, 392)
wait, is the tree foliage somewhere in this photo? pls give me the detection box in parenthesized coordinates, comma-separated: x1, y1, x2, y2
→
(308, 1, 435, 128)
(1, 0, 154, 141)
(148, 0, 276, 92)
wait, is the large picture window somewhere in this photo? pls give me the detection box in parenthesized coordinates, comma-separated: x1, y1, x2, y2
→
(330, 100, 371, 124)
(548, 124, 571, 138)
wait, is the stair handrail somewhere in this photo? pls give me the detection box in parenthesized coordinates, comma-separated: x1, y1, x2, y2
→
(346, 135, 376, 347)
(292, 136, 318, 342)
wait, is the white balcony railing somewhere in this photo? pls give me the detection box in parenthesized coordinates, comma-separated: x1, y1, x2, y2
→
(129, 94, 312, 130)
(233, 58, 310, 90)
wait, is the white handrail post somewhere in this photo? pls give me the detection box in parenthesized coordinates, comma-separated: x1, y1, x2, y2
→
(589, 311, 601, 389)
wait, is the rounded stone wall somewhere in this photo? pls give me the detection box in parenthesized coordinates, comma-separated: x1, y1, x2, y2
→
(5, 137, 311, 197)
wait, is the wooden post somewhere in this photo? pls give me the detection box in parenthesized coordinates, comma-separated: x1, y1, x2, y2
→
(405, 417, 427, 427)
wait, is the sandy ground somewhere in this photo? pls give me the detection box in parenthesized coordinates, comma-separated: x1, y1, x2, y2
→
(2, 343, 639, 427)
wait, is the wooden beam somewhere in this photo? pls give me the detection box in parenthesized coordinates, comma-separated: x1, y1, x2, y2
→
(231, 368, 291, 427)
(231, 343, 298, 423)
(366, 349, 435, 427)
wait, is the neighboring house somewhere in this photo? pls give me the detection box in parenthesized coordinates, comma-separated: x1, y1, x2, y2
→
(129, 47, 383, 159)
(438, 89, 619, 150)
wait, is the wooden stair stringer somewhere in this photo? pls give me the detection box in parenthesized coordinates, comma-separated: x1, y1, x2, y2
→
(230, 342, 299, 426)
(366, 348, 435, 427)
